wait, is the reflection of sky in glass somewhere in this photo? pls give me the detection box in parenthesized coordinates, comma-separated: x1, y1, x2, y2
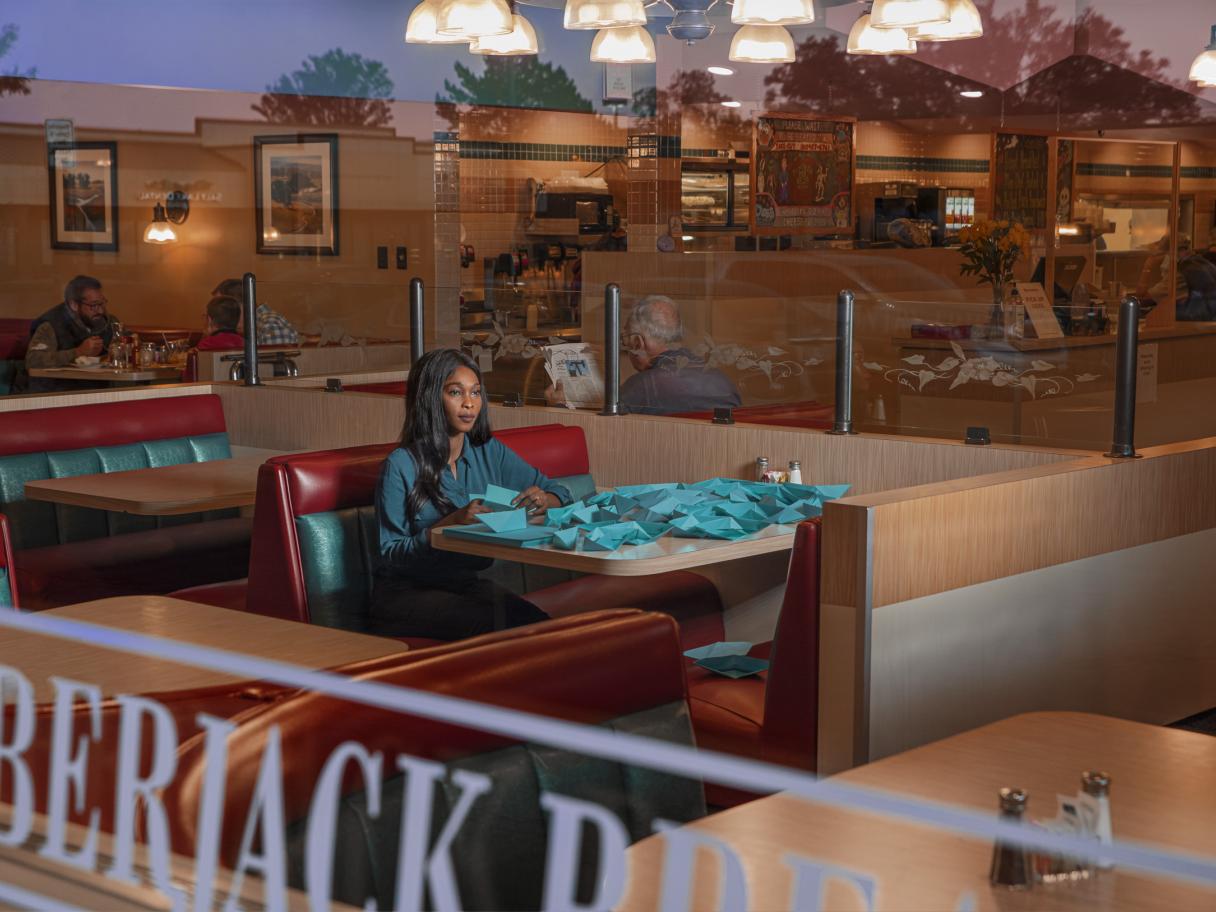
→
(4, 0, 1214, 107)
(4, 0, 643, 110)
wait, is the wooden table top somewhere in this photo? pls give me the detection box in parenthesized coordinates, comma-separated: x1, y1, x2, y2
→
(0, 596, 407, 702)
(24, 456, 265, 515)
(27, 365, 182, 382)
(618, 712, 1216, 911)
(432, 522, 796, 576)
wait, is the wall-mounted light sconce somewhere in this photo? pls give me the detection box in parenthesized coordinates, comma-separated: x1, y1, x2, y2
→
(142, 190, 189, 245)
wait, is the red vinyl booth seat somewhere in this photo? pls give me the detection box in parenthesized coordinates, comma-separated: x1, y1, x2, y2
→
(177, 423, 724, 650)
(686, 518, 821, 807)
(161, 609, 704, 909)
(0, 513, 16, 608)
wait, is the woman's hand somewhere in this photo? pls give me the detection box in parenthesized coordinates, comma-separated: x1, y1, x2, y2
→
(513, 486, 560, 517)
(434, 499, 491, 528)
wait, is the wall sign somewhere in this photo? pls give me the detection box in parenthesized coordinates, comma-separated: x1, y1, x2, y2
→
(47, 141, 118, 252)
(603, 64, 632, 105)
(44, 118, 74, 146)
(1015, 281, 1063, 339)
(751, 112, 855, 237)
(992, 132, 1049, 229)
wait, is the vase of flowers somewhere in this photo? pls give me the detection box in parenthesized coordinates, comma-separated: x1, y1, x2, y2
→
(958, 219, 1030, 335)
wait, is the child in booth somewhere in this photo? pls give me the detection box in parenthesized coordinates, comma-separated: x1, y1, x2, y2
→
(196, 296, 245, 351)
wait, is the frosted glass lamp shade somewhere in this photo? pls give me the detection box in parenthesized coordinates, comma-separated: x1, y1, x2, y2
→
(728, 25, 795, 63)
(847, 13, 917, 55)
(471, 14, 539, 54)
(435, 0, 513, 38)
(590, 25, 656, 63)
(406, 0, 472, 43)
(730, 0, 814, 27)
(912, 0, 983, 41)
(870, 0, 949, 30)
(1190, 27, 1216, 86)
(143, 206, 177, 245)
(564, 0, 647, 30)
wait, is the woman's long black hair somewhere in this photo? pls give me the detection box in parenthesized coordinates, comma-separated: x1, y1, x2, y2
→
(400, 348, 492, 530)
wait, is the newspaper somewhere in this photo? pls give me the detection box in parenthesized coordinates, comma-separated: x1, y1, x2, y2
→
(542, 342, 604, 409)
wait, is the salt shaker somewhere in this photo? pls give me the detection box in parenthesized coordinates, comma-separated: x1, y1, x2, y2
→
(788, 461, 802, 484)
(755, 457, 769, 482)
(1081, 770, 1113, 870)
(990, 788, 1033, 889)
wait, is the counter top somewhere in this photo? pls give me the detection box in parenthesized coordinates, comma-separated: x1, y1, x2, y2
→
(898, 321, 1216, 353)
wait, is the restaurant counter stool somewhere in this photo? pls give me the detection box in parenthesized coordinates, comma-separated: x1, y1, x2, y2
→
(161, 609, 705, 911)
(686, 518, 821, 808)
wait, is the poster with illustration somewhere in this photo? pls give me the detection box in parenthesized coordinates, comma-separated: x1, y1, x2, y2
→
(751, 113, 854, 236)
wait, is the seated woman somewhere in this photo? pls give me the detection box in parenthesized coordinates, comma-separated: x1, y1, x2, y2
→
(373, 348, 570, 640)
(195, 295, 244, 350)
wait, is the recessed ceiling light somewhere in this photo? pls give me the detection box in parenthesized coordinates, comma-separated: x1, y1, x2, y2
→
(959, 89, 984, 98)
(681, 235, 694, 241)
(708, 65, 735, 76)
(720, 100, 742, 108)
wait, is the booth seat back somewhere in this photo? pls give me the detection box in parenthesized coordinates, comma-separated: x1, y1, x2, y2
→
(0, 323, 28, 396)
(164, 609, 703, 911)
(247, 424, 596, 631)
(0, 513, 15, 608)
(0, 395, 232, 550)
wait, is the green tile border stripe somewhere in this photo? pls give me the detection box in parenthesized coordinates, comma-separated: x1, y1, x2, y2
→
(857, 155, 990, 173)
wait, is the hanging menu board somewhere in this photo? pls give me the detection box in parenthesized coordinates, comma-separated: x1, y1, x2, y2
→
(991, 132, 1049, 229)
(751, 113, 855, 237)
(1056, 138, 1075, 224)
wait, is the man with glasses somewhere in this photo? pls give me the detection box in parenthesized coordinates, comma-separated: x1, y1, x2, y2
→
(25, 275, 120, 391)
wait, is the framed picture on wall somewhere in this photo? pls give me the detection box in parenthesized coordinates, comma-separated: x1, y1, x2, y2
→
(47, 141, 119, 251)
(254, 133, 339, 256)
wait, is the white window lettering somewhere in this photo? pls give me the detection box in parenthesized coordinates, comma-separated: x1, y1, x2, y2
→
(392, 756, 491, 912)
(191, 713, 237, 912)
(539, 792, 628, 912)
(653, 818, 748, 912)
(223, 725, 286, 912)
(784, 853, 877, 911)
(0, 665, 35, 847)
(305, 741, 383, 911)
(39, 677, 102, 870)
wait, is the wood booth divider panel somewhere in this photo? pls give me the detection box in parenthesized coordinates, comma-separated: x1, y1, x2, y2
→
(819, 437, 1216, 775)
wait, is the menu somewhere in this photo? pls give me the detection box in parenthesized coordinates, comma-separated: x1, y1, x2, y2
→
(751, 113, 854, 236)
(1056, 139, 1075, 224)
(1015, 282, 1063, 339)
(992, 132, 1049, 229)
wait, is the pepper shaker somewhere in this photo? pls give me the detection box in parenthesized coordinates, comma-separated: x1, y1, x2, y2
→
(1081, 770, 1114, 870)
(990, 788, 1033, 889)
(755, 456, 769, 482)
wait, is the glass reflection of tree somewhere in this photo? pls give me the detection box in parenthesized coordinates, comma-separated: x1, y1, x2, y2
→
(253, 48, 394, 128)
(631, 69, 744, 134)
(0, 23, 35, 98)
(438, 57, 593, 135)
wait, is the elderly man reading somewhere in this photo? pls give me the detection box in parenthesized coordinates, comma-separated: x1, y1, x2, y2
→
(547, 295, 741, 416)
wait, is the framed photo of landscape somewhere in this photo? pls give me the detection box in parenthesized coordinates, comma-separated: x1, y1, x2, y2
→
(254, 133, 339, 256)
(48, 141, 119, 251)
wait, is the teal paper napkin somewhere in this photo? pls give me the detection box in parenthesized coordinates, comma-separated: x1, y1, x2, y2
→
(683, 641, 753, 660)
(695, 655, 770, 678)
(476, 508, 528, 533)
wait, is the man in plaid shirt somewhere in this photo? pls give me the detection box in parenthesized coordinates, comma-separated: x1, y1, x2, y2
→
(212, 278, 299, 345)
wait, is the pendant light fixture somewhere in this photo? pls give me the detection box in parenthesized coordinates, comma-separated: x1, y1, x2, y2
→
(912, 0, 982, 41)
(1189, 25, 1216, 87)
(406, 0, 471, 43)
(729, 24, 795, 63)
(590, 25, 656, 63)
(870, 0, 949, 30)
(471, 12, 539, 54)
(564, 0, 647, 31)
(435, 0, 513, 39)
(847, 12, 917, 54)
(730, 0, 814, 27)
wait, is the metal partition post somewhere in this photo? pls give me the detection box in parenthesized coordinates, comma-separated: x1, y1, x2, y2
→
(409, 278, 425, 366)
(827, 289, 856, 435)
(1107, 295, 1141, 458)
(240, 272, 260, 386)
(600, 283, 622, 417)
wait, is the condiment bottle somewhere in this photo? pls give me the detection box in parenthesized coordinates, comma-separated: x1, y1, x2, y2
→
(788, 461, 802, 484)
(990, 788, 1033, 889)
(755, 457, 769, 482)
(1081, 770, 1113, 870)
(131, 333, 141, 368)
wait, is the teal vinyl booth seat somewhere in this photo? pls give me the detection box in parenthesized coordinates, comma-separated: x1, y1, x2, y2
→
(176, 424, 727, 649)
(0, 394, 252, 610)
(163, 609, 706, 911)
